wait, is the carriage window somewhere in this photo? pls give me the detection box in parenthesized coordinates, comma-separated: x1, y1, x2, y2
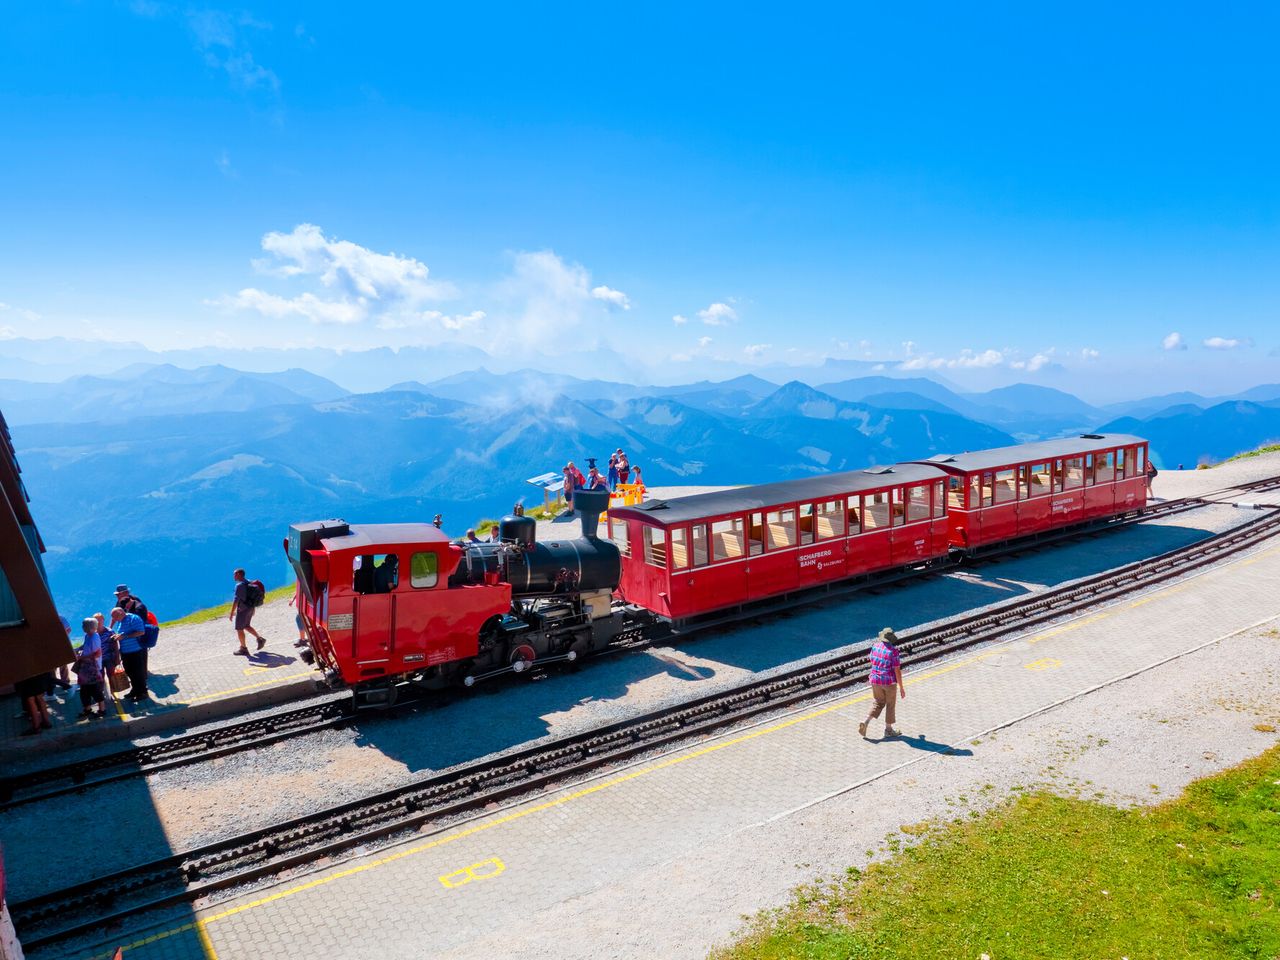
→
(608, 518, 630, 558)
(816, 499, 845, 539)
(981, 472, 995, 507)
(799, 504, 815, 544)
(846, 498, 862, 535)
(1018, 465, 1031, 499)
(691, 524, 709, 566)
(1134, 446, 1145, 474)
(766, 508, 796, 549)
(645, 527, 667, 568)
(994, 468, 1017, 504)
(1084, 454, 1095, 485)
(712, 518, 745, 561)
(409, 552, 437, 589)
(354, 554, 398, 595)
(1116, 448, 1127, 479)
(905, 484, 931, 522)
(933, 481, 946, 518)
(1064, 457, 1084, 489)
(669, 527, 688, 569)
(890, 488, 906, 525)
(968, 474, 980, 509)
(1028, 463, 1051, 496)
(863, 492, 890, 529)
(1096, 450, 1115, 483)
(947, 476, 965, 509)
(748, 512, 765, 555)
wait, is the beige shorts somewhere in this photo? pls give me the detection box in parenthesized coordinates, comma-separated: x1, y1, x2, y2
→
(868, 683, 897, 725)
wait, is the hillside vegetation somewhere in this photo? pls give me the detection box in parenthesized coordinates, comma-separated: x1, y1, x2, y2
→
(713, 745, 1280, 960)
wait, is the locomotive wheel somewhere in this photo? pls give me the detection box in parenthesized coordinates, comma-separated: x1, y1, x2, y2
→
(509, 644, 537, 671)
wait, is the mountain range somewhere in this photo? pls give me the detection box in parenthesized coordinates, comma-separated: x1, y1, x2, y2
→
(6, 362, 1280, 619)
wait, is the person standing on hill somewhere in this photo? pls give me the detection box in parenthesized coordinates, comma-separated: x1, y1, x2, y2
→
(229, 568, 267, 656)
(859, 627, 906, 739)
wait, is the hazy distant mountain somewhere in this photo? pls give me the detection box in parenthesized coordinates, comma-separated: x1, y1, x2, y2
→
(10, 359, 1280, 619)
(739, 382, 1014, 470)
(0, 365, 348, 425)
(1101, 391, 1212, 419)
(819, 376, 987, 417)
(1098, 400, 1280, 468)
(419, 367, 644, 406)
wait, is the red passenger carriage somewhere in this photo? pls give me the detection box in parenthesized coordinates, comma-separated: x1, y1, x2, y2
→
(912, 433, 1150, 550)
(608, 465, 952, 626)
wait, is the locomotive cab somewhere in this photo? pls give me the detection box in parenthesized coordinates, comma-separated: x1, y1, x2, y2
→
(287, 521, 512, 696)
(286, 490, 626, 704)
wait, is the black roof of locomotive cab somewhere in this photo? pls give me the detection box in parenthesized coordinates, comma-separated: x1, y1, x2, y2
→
(912, 433, 1148, 475)
(319, 522, 452, 553)
(609, 462, 948, 527)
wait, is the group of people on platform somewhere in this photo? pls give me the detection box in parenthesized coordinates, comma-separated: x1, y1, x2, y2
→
(562, 448, 645, 508)
(15, 584, 154, 736)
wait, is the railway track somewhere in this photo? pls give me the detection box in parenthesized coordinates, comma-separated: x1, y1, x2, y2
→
(0, 486, 1222, 811)
(0, 481, 1265, 812)
(14, 499, 1280, 953)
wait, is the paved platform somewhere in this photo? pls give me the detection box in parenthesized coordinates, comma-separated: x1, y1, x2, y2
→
(38, 529, 1280, 960)
(0, 600, 321, 764)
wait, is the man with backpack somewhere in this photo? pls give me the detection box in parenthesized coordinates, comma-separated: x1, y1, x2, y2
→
(230, 568, 268, 656)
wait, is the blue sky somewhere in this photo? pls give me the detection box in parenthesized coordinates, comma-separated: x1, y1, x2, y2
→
(1, 2, 1278, 394)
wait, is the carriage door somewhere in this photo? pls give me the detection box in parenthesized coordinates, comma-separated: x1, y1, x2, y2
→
(352, 553, 397, 667)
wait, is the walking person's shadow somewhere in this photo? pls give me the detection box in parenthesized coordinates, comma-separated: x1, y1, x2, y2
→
(245, 651, 297, 669)
(871, 732, 974, 756)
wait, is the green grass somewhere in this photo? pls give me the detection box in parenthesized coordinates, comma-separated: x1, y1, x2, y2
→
(1225, 443, 1280, 464)
(526, 500, 569, 521)
(713, 745, 1280, 960)
(159, 583, 294, 628)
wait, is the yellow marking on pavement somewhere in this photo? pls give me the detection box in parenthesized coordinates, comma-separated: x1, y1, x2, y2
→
(1024, 657, 1062, 671)
(180, 671, 316, 705)
(440, 857, 506, 889)
(100, 538, 1280, 959)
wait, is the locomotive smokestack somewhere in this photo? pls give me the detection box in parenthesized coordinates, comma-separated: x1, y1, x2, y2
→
(573, 486, 610, 540)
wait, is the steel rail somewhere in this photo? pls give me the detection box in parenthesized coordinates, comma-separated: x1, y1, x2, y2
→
(14, 503, 1280, 952)
(0, 487, 1214, 810)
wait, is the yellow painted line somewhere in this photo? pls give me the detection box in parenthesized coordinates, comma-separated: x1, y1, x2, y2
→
(100, 537, 1280, 959)
(180, 671, 316, 705)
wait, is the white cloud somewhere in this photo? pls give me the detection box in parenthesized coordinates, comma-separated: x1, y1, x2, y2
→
(902, 347, 1006, 371)
(697, 302, 738, 326)
(0, 325, 15, 339)
(216, 149, 236, 179)
(1162, 331, 1186, 351)
(186, 9, 280, 94)
(377, 310, 486, 332)
(744, 343, 771, 359)
(1080, 347, 1100, 361)
(672, 314, 688, 326)
(590, 285, 631, 310)
(494, 249, 593, 346)
(697, 336, 713, 347)
(1010, 352, 1051, 372)
(217, 224, 464, 329)
(256, 224, 455, 301)
(1203, 336, 1251, 350)
(0, 301, 41, 325)
(216, 288, 365, 325)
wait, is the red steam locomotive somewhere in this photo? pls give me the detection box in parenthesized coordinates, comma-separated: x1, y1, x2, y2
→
(287, 434, 1149, 705)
